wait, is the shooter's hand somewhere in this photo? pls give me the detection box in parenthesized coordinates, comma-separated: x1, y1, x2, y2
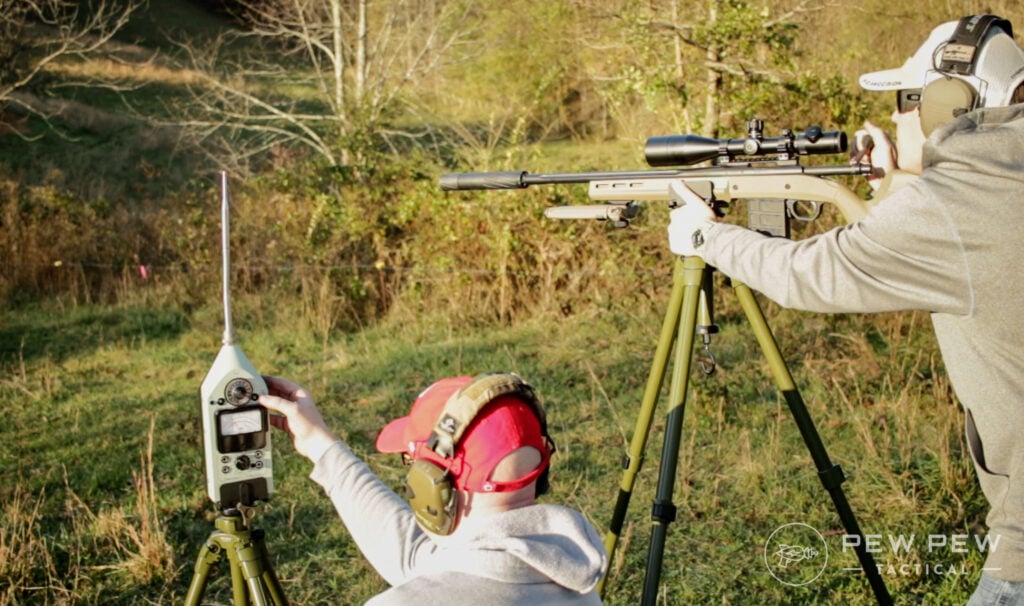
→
(852, 121, 897, 191)
(667, 182, 717, 258)
(260, 376, 339, 463)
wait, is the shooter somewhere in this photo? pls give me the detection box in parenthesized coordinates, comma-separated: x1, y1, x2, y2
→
(667, 15, 1024, 604)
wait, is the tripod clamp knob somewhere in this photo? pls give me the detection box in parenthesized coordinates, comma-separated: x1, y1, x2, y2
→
(651, 500, 678, 524)
(222, 502, 260, 528)
(818, 464, 847, 490)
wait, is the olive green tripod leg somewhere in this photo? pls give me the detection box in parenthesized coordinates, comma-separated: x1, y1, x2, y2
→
(598, 256, 704, 595)
(641, 256, 705, 604)
(183, 512, 288, 606)
(732, 280, 891, 606)
(598, 258, 891, 605)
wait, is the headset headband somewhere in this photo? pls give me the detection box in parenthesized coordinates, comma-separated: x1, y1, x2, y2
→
(426, 372, 546, 459)
(938, 15, 1012, 75)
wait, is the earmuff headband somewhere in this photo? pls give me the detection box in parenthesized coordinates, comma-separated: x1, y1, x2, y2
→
(427, 373, 547, 459)
(937, 15, 1011, 75)
(404, 373, 555, 535)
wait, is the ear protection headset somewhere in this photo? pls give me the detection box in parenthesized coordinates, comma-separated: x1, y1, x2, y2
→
(403, 373, 555, 535)
(920, 14, 1013, 136)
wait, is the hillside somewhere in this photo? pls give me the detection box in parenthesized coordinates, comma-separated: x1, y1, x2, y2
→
(2, 1, 1022, 604)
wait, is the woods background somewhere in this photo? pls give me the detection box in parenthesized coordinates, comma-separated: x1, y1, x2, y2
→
(2, 1, 1023, 604)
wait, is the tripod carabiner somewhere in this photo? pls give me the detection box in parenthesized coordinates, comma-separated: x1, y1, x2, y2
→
(698, 336, 717, 375)
(697, 270, 718, 375)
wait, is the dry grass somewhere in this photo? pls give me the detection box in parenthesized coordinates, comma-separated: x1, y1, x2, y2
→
(0, 485, 61, 606)
(0, 418, 176, 605)
(43, 56, 206, 87)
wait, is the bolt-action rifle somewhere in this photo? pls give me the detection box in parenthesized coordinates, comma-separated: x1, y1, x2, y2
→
(440, 119, 873, 234)
(440, 120, 892, 605)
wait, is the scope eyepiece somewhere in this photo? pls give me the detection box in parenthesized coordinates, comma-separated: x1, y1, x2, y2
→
(644, 120, 847, 167)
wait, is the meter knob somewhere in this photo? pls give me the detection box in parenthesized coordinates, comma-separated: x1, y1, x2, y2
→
(225, 378, 255, 406)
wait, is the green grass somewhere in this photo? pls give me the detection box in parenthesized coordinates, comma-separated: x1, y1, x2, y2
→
(0, 286, 989, 605)
(0, 2, 999, 603)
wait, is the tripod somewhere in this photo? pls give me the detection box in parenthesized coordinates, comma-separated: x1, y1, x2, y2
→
(599, 255, 891, 605)
(183, 507, 288, 606)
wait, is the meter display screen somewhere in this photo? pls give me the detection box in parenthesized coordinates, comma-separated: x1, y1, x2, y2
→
(216, 406, 268, 452)
(220, 407, 263, 436)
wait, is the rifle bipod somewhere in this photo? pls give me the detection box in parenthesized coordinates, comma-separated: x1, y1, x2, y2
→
(599, 255, 891, 605)
(184, 507, 288, 606)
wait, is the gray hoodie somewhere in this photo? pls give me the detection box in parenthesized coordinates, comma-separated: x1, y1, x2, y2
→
(310, 441, 607, 604)
(698, 104, 1024, 581)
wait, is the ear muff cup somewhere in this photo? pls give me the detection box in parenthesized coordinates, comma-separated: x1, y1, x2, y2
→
(402, 372, 555, 535)
(920, 77, 978, 136)
(404, 459, 456, 535)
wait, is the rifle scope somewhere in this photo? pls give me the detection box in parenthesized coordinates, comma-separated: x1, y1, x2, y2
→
(644, 119, 847, 167)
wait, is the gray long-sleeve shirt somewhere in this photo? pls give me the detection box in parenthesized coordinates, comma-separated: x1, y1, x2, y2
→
(699, 104, 1024, 580)
(309, 441, 607, 604)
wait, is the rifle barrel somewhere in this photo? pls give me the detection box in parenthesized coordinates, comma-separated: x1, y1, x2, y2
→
(440, 163, 871, 191)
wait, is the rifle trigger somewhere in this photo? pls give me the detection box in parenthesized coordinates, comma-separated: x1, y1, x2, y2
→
(786, 199, 822, 222)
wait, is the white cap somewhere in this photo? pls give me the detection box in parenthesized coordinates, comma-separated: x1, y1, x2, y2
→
(859, 21, 959, 91)
(859, 17, 1024, 108)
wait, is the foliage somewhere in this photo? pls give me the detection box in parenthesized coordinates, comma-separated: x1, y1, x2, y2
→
(0, 179, 162, 305)
(166, 0, 481, 173)
(3, 0, 1024, 603)
(6, 0, 1024, 317)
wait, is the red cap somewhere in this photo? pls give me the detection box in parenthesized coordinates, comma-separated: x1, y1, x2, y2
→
(376, 376, 551, 493)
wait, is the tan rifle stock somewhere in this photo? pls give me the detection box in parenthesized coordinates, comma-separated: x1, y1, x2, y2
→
(582, 174, 870, 223)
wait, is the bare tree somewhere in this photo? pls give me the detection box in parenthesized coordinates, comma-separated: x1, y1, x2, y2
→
(627, 0, 824, 136)
(171, 0, 480, 172)
(575, 0, 827, 138)
(0, 0, 139, 135)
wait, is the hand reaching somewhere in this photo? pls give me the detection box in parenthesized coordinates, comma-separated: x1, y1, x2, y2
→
(259, 376, 339, 463)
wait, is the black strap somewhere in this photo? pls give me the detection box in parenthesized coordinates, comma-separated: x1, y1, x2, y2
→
(939, 15, 1012, 75)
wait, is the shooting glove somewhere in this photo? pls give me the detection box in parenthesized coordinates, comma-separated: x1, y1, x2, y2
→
(667, 183, 717, 257)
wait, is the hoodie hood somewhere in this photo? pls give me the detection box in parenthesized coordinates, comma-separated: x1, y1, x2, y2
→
(426, 503, 608, 593)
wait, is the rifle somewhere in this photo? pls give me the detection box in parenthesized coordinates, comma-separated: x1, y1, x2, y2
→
(440, 119, 873, 235)
(437, 120, 893, 606)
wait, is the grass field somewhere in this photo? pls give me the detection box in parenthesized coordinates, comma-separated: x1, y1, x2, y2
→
(0, 280, 990, 605)
(0, 1, 1004, 604)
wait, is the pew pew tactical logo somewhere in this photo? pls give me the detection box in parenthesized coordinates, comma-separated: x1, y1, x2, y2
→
(763, 523, 999, 587)
(763, 523, 829, 587)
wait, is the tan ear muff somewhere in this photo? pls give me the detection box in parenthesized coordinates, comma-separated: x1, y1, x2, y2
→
(403, 372, 555, 534)
(920, 77, 978, 136)
(404, 459, 456, 535)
